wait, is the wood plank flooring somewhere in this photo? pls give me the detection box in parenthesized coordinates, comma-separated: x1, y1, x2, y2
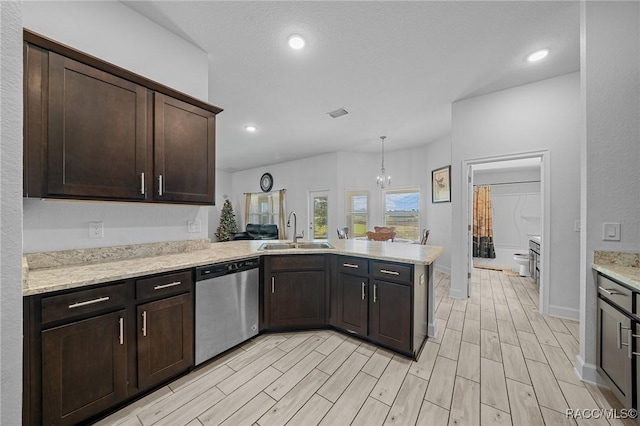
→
(95, 269, 633, 426)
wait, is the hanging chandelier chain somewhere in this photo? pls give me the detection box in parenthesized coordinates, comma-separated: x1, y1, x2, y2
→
(376, 135, 390, 188)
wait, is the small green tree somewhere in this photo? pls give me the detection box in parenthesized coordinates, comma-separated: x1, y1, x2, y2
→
(215, 199, 238, 242)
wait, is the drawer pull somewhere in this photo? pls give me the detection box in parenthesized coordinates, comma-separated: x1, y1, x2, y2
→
(380, 269, 400, 276)
(599, 286, 626, 296)
(343, 263, 359, 269)
(119, 317, 124, 345)
(154, 281, 182, 291)
(142, 311, 147, 337)
(361, 282, 366, 301)
(68, 296, 110, 309)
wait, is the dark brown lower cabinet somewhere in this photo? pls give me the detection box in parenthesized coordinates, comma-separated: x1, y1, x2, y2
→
(369, 279, 412, 353)
(137, 293, 194, 390)
(596, 296, 633, 408)
(336, 273, 368, 336)
(262, 255, 327, 329)
(41, 310, 127, 426)
(268, 271, 325, 327)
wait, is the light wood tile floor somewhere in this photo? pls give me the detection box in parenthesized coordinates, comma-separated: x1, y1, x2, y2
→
(95, 269, 634, 426)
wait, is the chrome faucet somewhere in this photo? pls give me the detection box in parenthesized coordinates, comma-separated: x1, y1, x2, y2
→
(287, 211, 304, 245)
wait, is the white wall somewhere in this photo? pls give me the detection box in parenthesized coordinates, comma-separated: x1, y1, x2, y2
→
(451, 72, 581, 318)
(231, 136, 453, 273)
(1, 1, 24, 423)
(578, 1, 640, 382)
(22, 1, 216, 252)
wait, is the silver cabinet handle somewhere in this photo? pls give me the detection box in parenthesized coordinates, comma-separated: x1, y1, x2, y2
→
(68, 296, 110, 309)
(380, 269, 400, 276)
(271, 277, 275, 294)
(158, 174, 163, 196)
(142, 311, 147, 337)
(119, 317, 124, 345)
(618, 321, 631, 349)
(373, 284, 378, 303)
(154, 281, 181, 290)
(361, 282, 366, 300)
(599, 286, 625, 296)
(343, 263, 359, 269)
(140, 172, 145, 195)
(629, 330, 640, 359)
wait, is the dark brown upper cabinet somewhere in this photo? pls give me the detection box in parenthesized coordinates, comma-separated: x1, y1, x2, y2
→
(154, 94, 215, 204)
(23, 29, 222, 205)
(47, 52, 148, 200)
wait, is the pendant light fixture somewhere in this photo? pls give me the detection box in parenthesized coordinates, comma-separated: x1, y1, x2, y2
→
(376, 136, 391, 188)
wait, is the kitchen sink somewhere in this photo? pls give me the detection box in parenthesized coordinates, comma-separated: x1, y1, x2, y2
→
(258, 242, 335, 250)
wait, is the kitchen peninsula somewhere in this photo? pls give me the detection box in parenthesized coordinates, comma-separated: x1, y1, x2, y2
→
(23, 239, 443, 425)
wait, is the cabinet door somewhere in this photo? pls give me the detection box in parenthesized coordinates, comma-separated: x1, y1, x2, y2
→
(137, 293, 194, 390)
(268, 271, 325, 328)
(48, 52, 148, 199)
(41, 310, 127, 426)
(597, 298, 633, 407)
(154, 93, 215, 204)
(336, 273, 368, 336)
(369, 280, 412, 353)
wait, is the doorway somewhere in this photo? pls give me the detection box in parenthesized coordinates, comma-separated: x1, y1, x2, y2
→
(308, 190, 330, 240)
(463, 151, 550, 314)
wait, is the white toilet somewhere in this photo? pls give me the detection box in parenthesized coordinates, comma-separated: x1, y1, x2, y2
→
(513, 253, 530, 276)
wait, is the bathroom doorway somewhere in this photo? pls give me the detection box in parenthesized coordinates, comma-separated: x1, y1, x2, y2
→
(463, 151, 549, 314)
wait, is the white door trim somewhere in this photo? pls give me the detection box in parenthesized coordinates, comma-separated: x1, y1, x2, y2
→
(462, 150, 550, 315)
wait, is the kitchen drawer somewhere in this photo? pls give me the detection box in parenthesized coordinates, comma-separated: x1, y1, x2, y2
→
(598, 274, 633, 314)
(136, 270, 192, 300)
(41, 282, 127, 326)
(337, 256, 368, 276)
(371, 261, 412, 284)
(267, 255, 326, 271)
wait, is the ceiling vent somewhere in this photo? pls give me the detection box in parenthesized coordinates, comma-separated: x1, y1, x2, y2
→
(327, 108, 349, 119)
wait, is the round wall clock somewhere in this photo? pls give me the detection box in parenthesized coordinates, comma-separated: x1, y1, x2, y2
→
(260, 173, 273, 192)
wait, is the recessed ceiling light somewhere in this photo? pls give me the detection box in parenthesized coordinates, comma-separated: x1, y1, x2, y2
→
(245, 125, 256, 132)
(288, 34, 305, 50)
(527, 49, 549, 62)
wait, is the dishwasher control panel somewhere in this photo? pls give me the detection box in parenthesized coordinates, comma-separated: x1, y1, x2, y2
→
(196, 258, 260, 280)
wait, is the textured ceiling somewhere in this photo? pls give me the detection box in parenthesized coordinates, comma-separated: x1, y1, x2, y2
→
(122, 1, 580, 172)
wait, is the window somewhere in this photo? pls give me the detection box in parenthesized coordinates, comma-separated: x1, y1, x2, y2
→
(246, 190, 285, 231)
(384, 188, 420, 240)
(248, 194, 276, 224)
(345, 190, 368, 238)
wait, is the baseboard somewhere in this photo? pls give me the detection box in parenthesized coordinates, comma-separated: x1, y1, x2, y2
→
(428, 321, 437, 339)
(435, 263, 451, 275)
(575, 354, 600, 384)
(548, 304, 580, 321)
(449, 286, 467, 299)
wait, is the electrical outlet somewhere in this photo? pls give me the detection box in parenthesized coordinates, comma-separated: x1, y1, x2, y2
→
(188, 220, 201, 233)
(89, 221, 104, 239)
(574, 220, 581, 232)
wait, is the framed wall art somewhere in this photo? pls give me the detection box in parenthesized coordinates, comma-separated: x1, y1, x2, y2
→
(432, 165, 451, 203)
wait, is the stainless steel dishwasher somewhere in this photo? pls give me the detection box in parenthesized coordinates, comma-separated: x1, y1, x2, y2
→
(195, 258, 259, 365)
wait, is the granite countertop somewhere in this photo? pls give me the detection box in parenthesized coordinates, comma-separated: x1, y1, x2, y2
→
(592, 250, 640, 291)
(23, 239, 444, 296)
